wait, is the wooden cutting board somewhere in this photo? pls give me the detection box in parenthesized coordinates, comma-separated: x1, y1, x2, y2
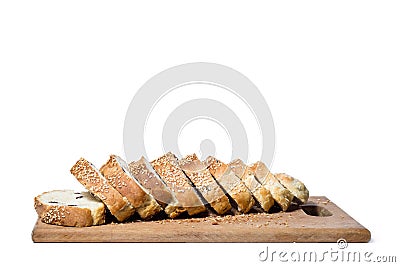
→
(31, 196, 370, 243)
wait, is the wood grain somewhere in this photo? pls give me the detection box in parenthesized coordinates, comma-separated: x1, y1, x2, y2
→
(31, 196, 370, 243)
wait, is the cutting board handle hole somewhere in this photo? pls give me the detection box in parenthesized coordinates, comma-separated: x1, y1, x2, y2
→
(301, 204, 333, 217)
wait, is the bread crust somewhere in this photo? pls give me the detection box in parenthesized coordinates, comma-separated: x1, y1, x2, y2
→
(129, 157, 185, 219)
(34, 190, 105, 227)
(206, 156, 255, 213)
(229, 159, 274, 212)
(179, 154, 231, 215)
(249, 162, 294, 211)
(70, 158, 135, 222)
(274, 173, 309, 203)
(151, 152, 206, 216)
(100, 155, 162, 220)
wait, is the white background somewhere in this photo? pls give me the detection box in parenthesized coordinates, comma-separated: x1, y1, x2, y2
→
(1, 1, 399, 266)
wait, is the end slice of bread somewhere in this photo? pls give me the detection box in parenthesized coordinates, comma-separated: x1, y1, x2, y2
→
(274, 173, 309, 204)
(34, 190, 105, 227)
(70, 158, 135, 222)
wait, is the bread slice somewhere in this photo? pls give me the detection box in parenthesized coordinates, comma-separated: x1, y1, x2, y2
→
(151, 152, 207, 216)
(275, 173, 309, 204)
(178, 154, 231, 215)
(34, 190, 105, 227)
(100, 155, 162, 220)
(129, 156, 185, 218)
(229, 159, 274, 212)
(70, 157, 135, 222)
(249, 161, 294, 211)
(205, 156, 255, 213)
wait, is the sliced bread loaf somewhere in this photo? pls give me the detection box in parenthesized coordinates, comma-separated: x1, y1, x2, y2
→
(275, 173, 309, 204)
(249, 161, 294, 211)
(129, 157, 185, 218)
(151, 152, 207, 216)
(70, 158, 135, 222)
(100, 155, 162, 220)
(229, 159, 274, 212)
(205, 156, 255, 213)
(178, 154, 231, 215)
(34, 190, 105, 227)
